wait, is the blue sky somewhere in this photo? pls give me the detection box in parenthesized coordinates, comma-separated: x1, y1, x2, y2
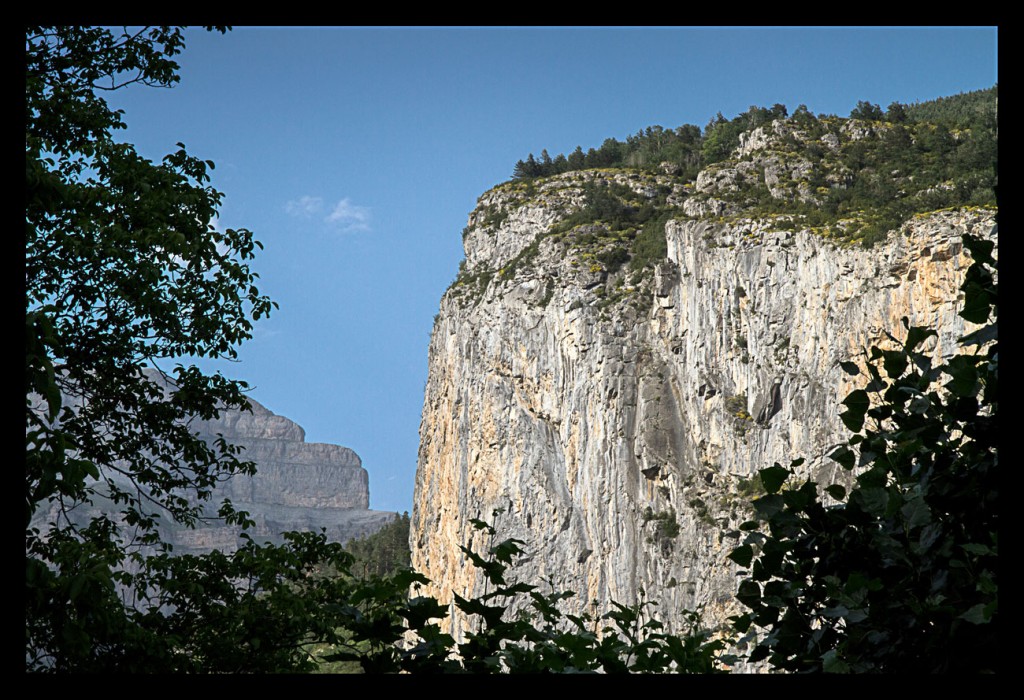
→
(105, 26, 997, 515)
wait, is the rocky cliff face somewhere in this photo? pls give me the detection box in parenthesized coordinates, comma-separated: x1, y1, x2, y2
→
(411, 158, 995, 640)
(33, 392, 396, 553)
(165, 398, 396, 552)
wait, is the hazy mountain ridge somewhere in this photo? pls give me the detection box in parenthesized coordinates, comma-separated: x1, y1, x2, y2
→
(32, 385, 397, 555)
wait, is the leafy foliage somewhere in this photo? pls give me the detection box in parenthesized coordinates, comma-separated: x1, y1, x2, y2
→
(549, 179, 679, 273)
(552, 180, 667, 233)
(849, 100, 884, 121)
(324, 518, 731, 673)
(450, 175, 682, 310)
(901, 85, 998, 131)
(729, 232, 998, 672)
(510, 106, 786, 183)
(717, 95, 995, 247)
(23, 25, 376, 673)
(701, 104, 789, 164)
(98, 533, 361, 672)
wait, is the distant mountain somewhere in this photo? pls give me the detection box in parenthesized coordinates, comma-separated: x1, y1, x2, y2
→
(31, 385, 397, 555)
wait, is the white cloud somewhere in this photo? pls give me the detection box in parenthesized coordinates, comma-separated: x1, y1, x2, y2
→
(251, 324, 281, 341)
(325, 197, 371, 232)
(285, 195, 324, 217)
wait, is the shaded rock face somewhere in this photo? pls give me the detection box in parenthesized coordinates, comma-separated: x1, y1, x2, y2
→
(168, 398, 396, 552)
(411, 172, 995, 641)
(33, 392, 395, 554)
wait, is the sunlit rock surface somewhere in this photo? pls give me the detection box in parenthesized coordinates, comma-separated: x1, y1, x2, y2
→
(411, 164, 995, 642)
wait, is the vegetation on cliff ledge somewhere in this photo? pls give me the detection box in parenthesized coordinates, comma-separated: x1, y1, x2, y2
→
(449, 86, 995, 315)
(509, 87, 996, 248)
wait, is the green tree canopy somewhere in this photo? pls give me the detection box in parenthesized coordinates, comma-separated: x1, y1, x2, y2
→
(25, 25, 291, 671)
(850, 100, 884, 121)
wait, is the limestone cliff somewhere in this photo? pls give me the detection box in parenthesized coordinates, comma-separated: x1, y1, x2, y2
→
(166, 397, 397, 552)
(411, 143, 996, 640)
(33, 391, 396, 553)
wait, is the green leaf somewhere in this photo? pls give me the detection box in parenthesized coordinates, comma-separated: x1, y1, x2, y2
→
(453, 593, 507, 628)
(731, 613, 752, 633)
(468, 518, 495, 533)
(904, 324, 937, 352)
(958, 603, 993, 625)
(758, 464, 790, 494)
(753, 494, 784, 519)
(825, 484, 847, 501)
(490, 537, 526, 565)
(959, 282, 992, 323)
(960, 543, 993, 556)
(748, 645, 770, 664)
(976, 570, 997, 594)
(857, 448, 879, 469)
(962, 233, 995, 265)
(907, 396, 931, 414)
(882, 350, 908, 378)
(960, 321, 997, 348)
(781, 481, 816, 512)
(829, 446, 856, 470)
(67, 574, 87, 602)
(900, 495, 932, 529)
(944, 355, 979, 397)
(846, 608, 868, 624)
(487, 581, 537, 598)
(729, 545, 753, 568)
(839, 360, 861, 376)
(854, 487, 889, 516)
(842, 389, 870, 410)
(840, 389, 870, 432)
(736, 580, 761, 608)
(917, 522, 942, 553)
(821, 650, 851, 673)
(403, 596, 449, 629)
(821, 605, 848, 618)
(762, 580, 791, 607)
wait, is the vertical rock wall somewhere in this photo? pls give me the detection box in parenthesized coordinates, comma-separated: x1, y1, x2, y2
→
(411, 185, 994, 640)
(172, 398, 396, 551)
